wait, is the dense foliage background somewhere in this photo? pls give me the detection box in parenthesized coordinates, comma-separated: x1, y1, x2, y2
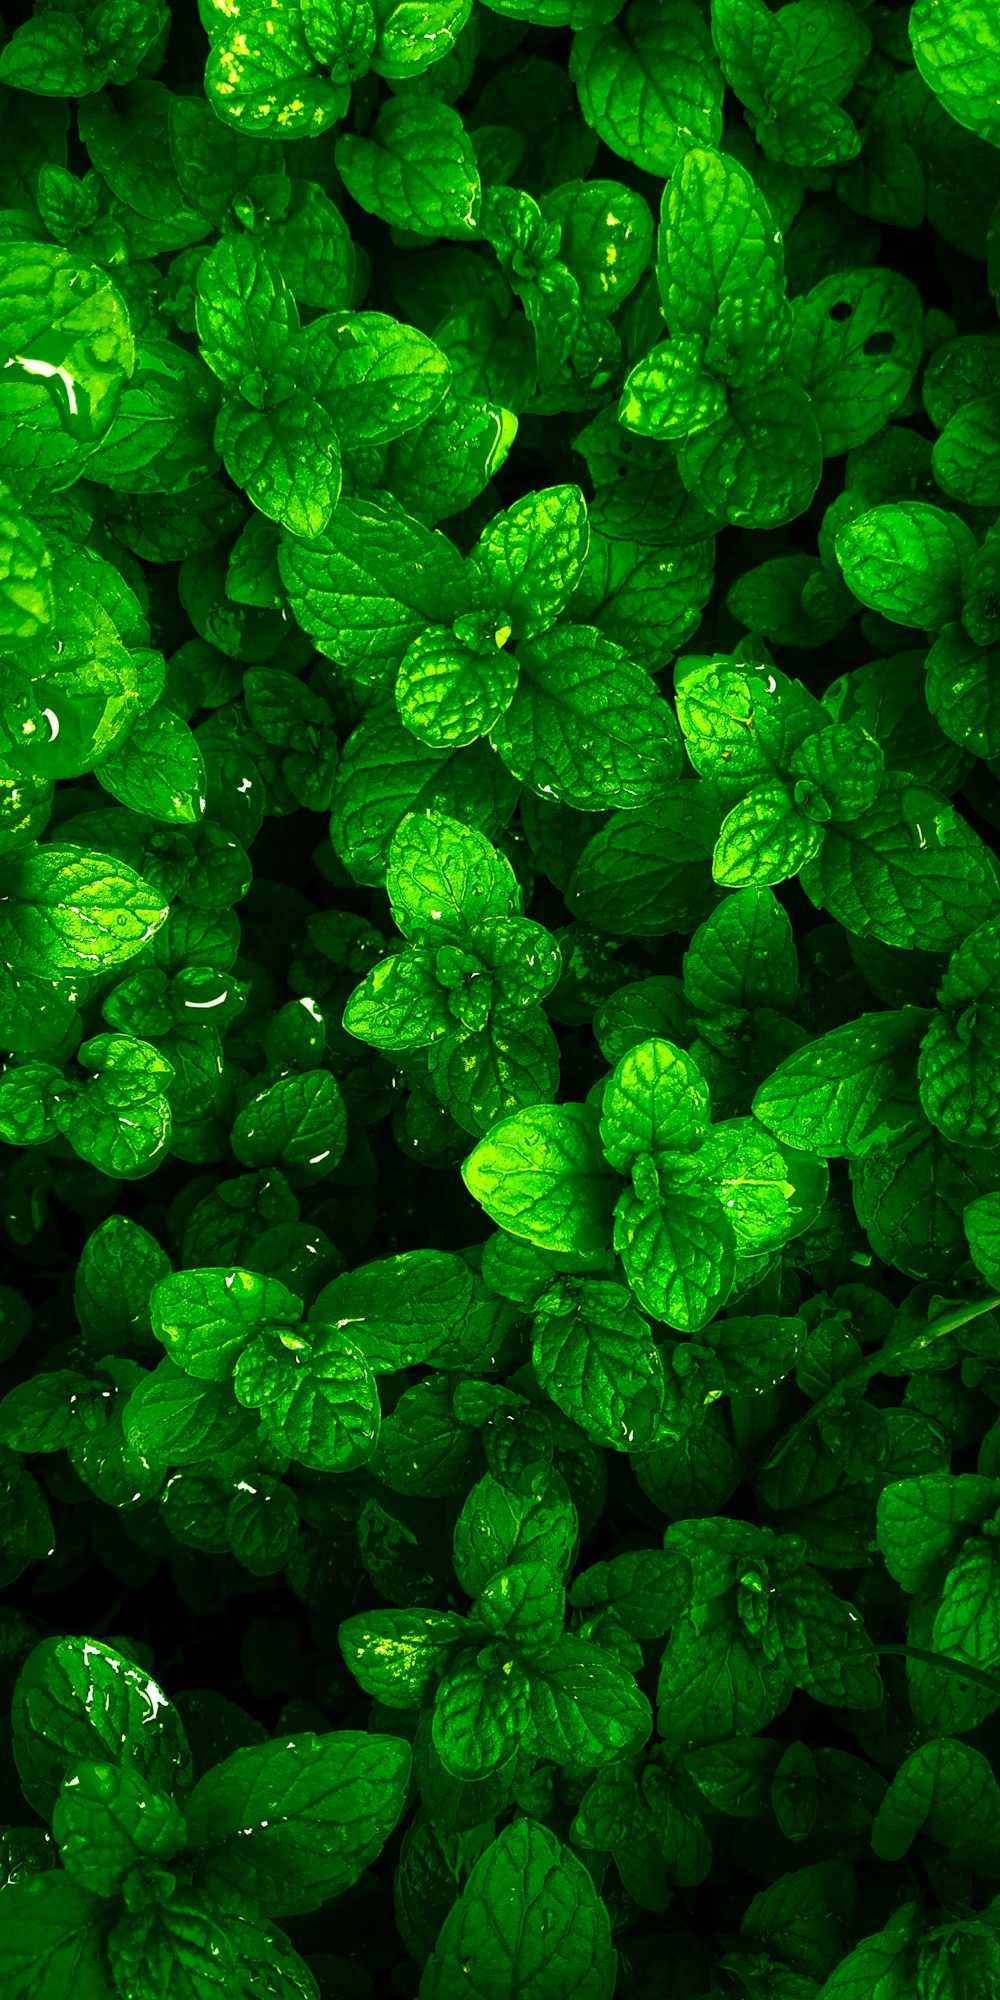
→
(3, 0, 1000, 1994)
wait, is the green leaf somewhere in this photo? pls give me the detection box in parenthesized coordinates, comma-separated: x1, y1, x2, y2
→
(122, 1360, 256, 1470)
(712, 0, 867, 172)
(932, 394, 1000, 508)
(876, 1473, 1000, 1593)
(872, 1736, 1000, 1862)
(570, 0, 723, 177)
(679, 377, 823, 530)
(255, 179, 356, 313)
(567, 785, 721, 939)
(419, 1819, 616, 2000)
(463, 1102, 618, 1257)
(545, 179, 654, 318)
(600, 1037, 710, 1172)
(753, 1008, 927, 1157)
(918, 1001, 1000, 1147)
(614, 1182, 736, 1332)
(230, 1072, 347, 1181)
(784, 268, 923, 455)
(799, 773, 1000, 954)
(339, 1607, 466, 1707)
(387, 809, 519, 945)
(304, 309, 451, 448)
(0, 1370, 104, 1456)
(476, 1562, 566, 1658)
(712, 783, 822, 890)
(658, 145, 789, 384)
(453, 1467, 579, 1597)
(427, 1009, 561, 1137)
(932, 1535, 1000, 1711)
(0, 15, 107, 95)
(396, 627, 519, 751)
(0, 846, 168, 975)
(205, 0, 348, 137)
(150, 1266, 303, 1382)
(12, 1635, 191, 1820)
(336, 98, 481, 239)
(835, 502, 975, 631)
(0, 243, 134, 444)
(0, 1877, 112, 2000)
(697, 1116, 807, 1254)
(109, 1896, 239, 2000)
(526, 1635, 652, 1770)
(251, 1324, 380, 1471)
(0, 506, 55, 643)
(300, 0, 377, 79)
(278, 499, 469, 686)
(344, 949, 452, 1051)
(491, 625, 681, 812)
(925, 626, 1000, 759)
(684, 887, 798, 1016)
(532, 1279, 668, 1450)
(311, 1249, 474, 1372)
(471, 484, 590, 641)
(96, 703, 206, 825)
(909, 0, 1000, 151)
(852, 1121, 1000, 1281)
(771, 1572, 883, 1708)
(431, 1648, 532, 1781)
(618, 336, 727, 443)
(225, 1478, 300, 1578)
(216, 391, 341, 540)
(54, 1758, 183, 1898)
(370, 0, 472, 80)
(966, 1193, 1000, 1288)
(55, 1033, 174, 1181)
(658, 1598, 791, 1751)
(195, 235, 299, 412)
(185, 1731, 411, 1916)
(675, 659, 825, 798)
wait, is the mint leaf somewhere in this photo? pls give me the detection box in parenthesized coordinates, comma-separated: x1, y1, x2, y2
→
(396, 627, 519, 751)
(784, 268, 922, 455)
(679, 377, 823, 529)
(150, 1266, 302, 1382)
(570, 1, 723, 176)
(909, 0, 1000, 150)
(0, 846, 167, 974)
(532, 1279, 667, 1450)
(0, 1878, 111, 1998)
(278, 498, 468, 686)
(304, 308, 451, 448)
(753, 1009, 927, 1157)
(336, 98, 481, 239)
(196, 236, 299, 412)
(490, 625, 681, 811)
(12, 1636, 191, 1819)
(463, 1103, 618, 1257)
(800, 773, 1000, 953)
(185, 1731, 411, 1915)
(421, 1819, 615, 2000)
(205, 2, 348, 136)
(835, 502, 976, 631)
(216, 391, 341, 540)
(600, 1037, 710, 1171)
(614, 1182, 736, 1331)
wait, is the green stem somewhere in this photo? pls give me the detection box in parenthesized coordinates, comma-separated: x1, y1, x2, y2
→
(877, 1643, 1000, 1699)
(759, 1293, 1000, 1473)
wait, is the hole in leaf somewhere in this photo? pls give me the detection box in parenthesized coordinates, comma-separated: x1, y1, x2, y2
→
(829, 300, 853, 322)
(863, 331, 895, 356)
